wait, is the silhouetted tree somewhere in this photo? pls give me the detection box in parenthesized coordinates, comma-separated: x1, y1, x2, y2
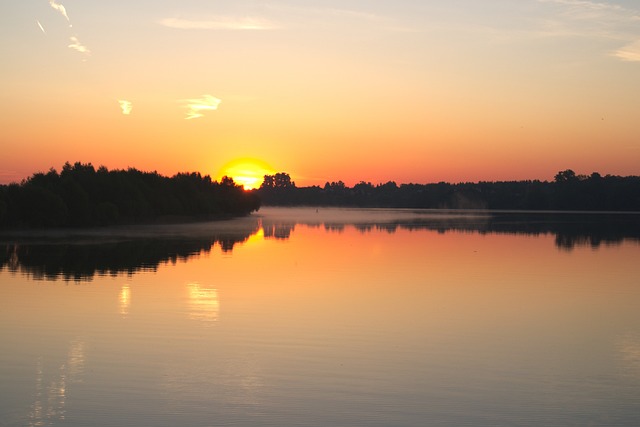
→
(274, 173, 295, 189)
(0, 162, 260, 229)
(258, 172, 297, 205)
(554, 169, 577, 183)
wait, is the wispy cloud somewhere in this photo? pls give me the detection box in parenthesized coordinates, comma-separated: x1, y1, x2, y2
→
(118, 100, 133, 115)
(36, 20, 46, 34)
(537, 0, 640, 62)
(538, 0, 622, 12)
(613, 40, 640, 61)
(263, 4, 418, 33)
(46, 0, 92, 57)
(536, 0, 631, 32)
(327, 7, 419, 32)
(326, 8, 383, 22)
(181, 95, 221, 120)
(68, 36, 90, 54)
(159, 17, 279, 30)
(49, 0, 70, 24)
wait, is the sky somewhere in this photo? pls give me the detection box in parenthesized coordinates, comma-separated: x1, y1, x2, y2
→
(1, 0, 639, 187)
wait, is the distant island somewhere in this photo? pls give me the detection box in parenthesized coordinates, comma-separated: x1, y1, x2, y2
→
(0, 162, 260, 228)
(257, 170, 640, 212)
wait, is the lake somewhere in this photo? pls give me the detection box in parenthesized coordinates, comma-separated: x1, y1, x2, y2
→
(1, 207, 640, 426)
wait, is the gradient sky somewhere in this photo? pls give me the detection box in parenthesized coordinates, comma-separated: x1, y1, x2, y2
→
(1, 0, 639, 186)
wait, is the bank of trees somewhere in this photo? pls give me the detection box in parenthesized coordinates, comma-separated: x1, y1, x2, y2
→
(0, 162, 260, 228)
(258, 170, 640, 211)
(2, 165, 638, 229)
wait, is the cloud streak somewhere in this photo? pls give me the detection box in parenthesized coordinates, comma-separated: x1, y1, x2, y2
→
(613, 40, 640, 61)
(45, 0, 92, 57)
(159, 17, 279, 30)
(536, 0, 632, 31)
(537, 0, 622, 12)
(68, 36, 90, 54)
(261, 4, 419, 33)
(118, 100, 133, 115)
(49, 0, 70, 24)
(537, 0, 640, 62)
(181, 95, 221, 120)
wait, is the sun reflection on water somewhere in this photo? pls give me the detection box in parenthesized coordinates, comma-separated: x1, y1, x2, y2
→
(28, 339, 85, 427)
(617, 333, 640, 380)
(119, 285, 131, 317)
(246, 226, 265, 245)
(187, 283, 219, 323)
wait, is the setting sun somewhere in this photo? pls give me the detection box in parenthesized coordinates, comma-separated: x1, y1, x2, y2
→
(218, 158, 276, 190)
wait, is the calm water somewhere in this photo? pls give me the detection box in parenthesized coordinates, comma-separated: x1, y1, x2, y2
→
(1, 207, 640, 426)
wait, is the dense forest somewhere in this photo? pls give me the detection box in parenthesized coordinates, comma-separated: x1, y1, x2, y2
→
(2, 165, 639, 229)
(0, 162, 260, 228)
(258, 170, 640, 211)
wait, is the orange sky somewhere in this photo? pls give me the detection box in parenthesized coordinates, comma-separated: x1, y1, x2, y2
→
(1, 1, 639, 186)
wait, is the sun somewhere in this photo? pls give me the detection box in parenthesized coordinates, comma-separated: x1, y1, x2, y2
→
(218, 158, 276, 190)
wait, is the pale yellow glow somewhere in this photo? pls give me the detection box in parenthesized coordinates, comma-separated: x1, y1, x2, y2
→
(187, 283, 219, 323)
(118, 100, 132, 115)
(182, 95, 221, 120)
(246, 227, 265, 245)
(219, 158, 276, 190)
(119, 285, 131, 316)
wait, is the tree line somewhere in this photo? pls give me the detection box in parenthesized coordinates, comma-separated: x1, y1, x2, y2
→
(0, 162, 260, 228)
(258, 170, 640, 211)
(2, 165, 638, 229)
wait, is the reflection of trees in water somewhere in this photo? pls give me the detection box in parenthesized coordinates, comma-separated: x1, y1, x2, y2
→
(262, 222, 296, 240)
(0, 222, 260, 281)
(265, 211, 640, 251)
(324, 223, 346, 233)
(484, 213, 640, 250)
(2, 212, 639, 280)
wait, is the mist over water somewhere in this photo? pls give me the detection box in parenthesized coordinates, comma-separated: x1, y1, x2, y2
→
(2, 208, 639, 280)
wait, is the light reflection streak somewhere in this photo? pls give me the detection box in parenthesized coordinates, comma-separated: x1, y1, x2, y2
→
(119, 285, 131, 317)
(187, 283, 219, 323)
(28, 339, 85, 426)
(67, 340, 85, 380)
(246, 227, 265, 245)
(617, 333, 640, 379)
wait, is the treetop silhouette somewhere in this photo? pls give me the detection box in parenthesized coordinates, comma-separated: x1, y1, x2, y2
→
(0, 162, 260, 228)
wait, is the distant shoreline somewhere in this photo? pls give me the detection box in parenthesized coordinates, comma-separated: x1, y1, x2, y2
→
(256, 170, 640, 212)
